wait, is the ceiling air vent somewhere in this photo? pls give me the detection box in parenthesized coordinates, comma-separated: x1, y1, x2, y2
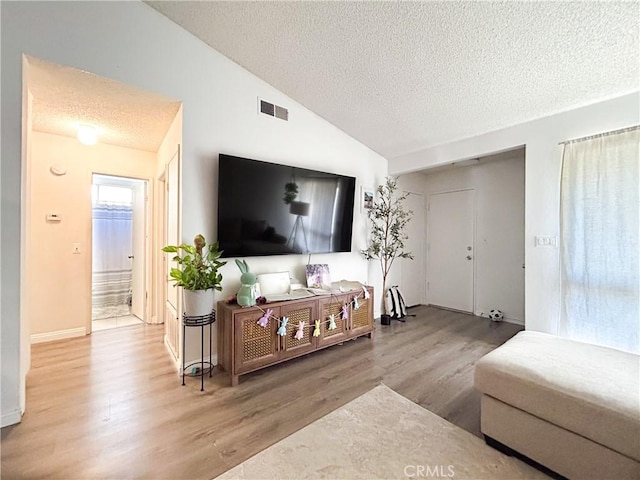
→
(259, 98, 288, 121)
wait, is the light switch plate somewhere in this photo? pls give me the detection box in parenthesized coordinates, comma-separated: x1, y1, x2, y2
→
(535, 235, 557, 247)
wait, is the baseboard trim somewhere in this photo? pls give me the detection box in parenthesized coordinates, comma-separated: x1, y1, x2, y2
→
(181, 354, 218, 375)
(432, 304, 474, 315)
(163, 335, 219, 375)
(1, 408, 22, 427)
(30, 327, 86, 344)
(164, 335, 181, 374)
(475, 311, 524, 326)
(502, 317, 524, 326)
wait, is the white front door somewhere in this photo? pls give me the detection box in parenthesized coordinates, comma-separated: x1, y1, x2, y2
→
(401, 191, 425, 306)
(428, 189, 475, 312)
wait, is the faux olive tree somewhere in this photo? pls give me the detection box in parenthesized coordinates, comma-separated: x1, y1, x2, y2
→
(361, 177, 413, 318)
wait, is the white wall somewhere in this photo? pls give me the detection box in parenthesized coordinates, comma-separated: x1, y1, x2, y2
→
(390, 175, 428, 305)
(27, 131, 158, 340)
(0, 1, 387, 425)
(399, 151, 525, 323)
(390, 92, 640, 334)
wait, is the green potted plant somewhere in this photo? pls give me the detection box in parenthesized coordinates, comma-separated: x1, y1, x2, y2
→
(162, 234, 226, 317)
(283, 181, 298, 204)
(361, 177, 413, 325)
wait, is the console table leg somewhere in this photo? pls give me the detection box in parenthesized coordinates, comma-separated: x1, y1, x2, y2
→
(231, 375, 239, 387)
(182, 310, 216, 391)
(182, 322, 186, 386)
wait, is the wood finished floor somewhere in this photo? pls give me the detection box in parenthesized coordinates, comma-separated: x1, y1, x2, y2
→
(1, 306, 522, 479)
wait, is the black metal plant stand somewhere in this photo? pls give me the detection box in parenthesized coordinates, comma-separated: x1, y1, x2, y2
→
(182, 310, 215, 391)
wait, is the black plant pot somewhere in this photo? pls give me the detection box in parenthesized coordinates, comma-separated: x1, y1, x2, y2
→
(380, 314, 391, 326)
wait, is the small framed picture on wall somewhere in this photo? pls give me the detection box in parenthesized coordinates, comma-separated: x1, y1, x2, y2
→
(362, 186, 374, 212)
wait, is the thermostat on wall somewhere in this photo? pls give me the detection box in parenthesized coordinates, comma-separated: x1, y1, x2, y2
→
(46, 213, 62, 222)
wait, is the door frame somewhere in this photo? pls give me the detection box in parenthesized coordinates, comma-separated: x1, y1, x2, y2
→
(426, 187, 477, 313)
(157, 171, 166, 331)
(89, 172, 153, 334)
(401, 190, 427, 306)
(162, 146, 182, 370)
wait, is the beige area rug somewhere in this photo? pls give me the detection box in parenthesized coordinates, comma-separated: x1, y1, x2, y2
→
(215, 384, 547, 479)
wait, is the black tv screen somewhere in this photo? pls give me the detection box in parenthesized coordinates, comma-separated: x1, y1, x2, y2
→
(217, 154, 355, 258)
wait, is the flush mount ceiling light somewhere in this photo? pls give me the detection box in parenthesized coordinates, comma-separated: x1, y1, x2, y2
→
(77, 125, 98, 146)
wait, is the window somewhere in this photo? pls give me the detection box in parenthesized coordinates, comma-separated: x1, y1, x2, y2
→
(92, 184, 133, 206)
(560, 127, 639, 353)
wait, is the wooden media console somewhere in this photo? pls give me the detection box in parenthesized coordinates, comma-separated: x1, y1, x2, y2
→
(217, 286, 374, 386)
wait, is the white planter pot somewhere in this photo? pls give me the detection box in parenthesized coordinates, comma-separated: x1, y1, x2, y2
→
(183, 289, 215, 317)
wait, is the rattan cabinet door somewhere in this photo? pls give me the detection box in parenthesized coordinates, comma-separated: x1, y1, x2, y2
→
(349, 287, 374, 337)
(317, 295, 349, 347)
(279, 300, 317, 359)
(234, 307, 280, 374)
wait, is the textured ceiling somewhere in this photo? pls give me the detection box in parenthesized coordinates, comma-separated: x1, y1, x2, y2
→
(146, 1, 639, 160)
(27, 56, 181, 152)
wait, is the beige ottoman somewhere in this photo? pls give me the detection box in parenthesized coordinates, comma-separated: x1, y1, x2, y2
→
(474, 331, 640, 480)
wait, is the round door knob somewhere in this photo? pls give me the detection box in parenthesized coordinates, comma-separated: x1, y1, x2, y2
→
(466, 255, 472, 260)
(128, 255, 134, 259)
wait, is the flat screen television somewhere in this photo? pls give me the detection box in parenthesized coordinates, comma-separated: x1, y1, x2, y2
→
(217, 154, 355, 258)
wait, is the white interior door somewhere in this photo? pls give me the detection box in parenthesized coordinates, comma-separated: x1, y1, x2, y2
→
(164, 149, 181, 359)
(401, 191, 425, 306)
(428, 189, 475, 312)
(131, 180, 147, 320)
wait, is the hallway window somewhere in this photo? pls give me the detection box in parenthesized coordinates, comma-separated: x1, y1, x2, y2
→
(92, 184, 133, 206)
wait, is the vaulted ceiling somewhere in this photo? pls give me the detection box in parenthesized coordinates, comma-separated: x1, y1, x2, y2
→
(146, 1, 639, 160)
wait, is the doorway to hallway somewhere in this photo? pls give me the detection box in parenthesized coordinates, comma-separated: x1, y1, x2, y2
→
(91, 174, 147, 331)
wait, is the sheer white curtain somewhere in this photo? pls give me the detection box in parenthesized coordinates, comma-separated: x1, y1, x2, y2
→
(560, 127, 639, 353)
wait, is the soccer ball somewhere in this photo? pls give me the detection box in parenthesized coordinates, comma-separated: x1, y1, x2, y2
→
(489, 309, 504, 321)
